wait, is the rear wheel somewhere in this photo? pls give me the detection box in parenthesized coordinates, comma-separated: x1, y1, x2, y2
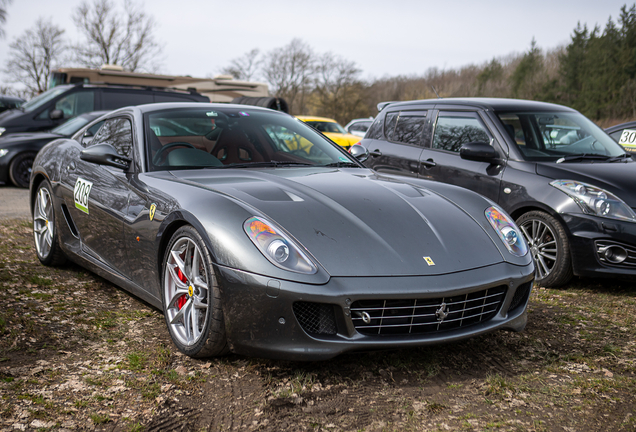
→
(517, 210, 572, 287)
(162, 225, 228, 358)
(9, 152, 36, 188)
(33, 180, 67, 266)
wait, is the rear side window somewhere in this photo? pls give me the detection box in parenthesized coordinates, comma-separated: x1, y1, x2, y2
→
(433, 114, 490, 153)
(393, 112, 427, 145)
(102, 91, 153, 110)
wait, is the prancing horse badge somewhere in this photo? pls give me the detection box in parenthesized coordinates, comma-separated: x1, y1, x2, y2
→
(423, 256, 435, 266)
(149, 203, 157, 221)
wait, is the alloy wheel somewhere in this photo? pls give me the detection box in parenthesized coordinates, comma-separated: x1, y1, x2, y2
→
(33, 187, 54, 259)
(519, 219, 558, 280)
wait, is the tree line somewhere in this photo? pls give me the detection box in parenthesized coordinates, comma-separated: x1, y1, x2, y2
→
(2, 1, 636, 126)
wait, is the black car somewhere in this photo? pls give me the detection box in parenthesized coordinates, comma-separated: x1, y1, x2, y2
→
(0, 111, 108, 188)
(30, 102, 534, 360)
(354, 98, 636, 287)
(0, 95, 24, 114)
(605, 121, 636, 154)
(0, 83, 209, 137)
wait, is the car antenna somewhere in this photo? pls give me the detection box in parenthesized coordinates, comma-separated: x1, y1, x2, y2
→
(431, 86, 442, 99)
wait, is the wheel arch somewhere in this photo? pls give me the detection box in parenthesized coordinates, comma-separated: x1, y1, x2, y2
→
(508, 203, 572, 236)
(30, 172, 50, 213)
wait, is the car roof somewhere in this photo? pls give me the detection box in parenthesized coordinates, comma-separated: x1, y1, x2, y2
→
(124, 102, 291, 115)
(382, 97, 577, 113)
(296, 115, 338, 123)
(606, 121, 636, 133)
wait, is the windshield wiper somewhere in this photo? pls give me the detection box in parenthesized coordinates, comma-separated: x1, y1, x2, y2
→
(212, 161, 315, 169)
(556, 153, 612, 163)
(321, 161, 361, 168)
(607, 153, 633, 162)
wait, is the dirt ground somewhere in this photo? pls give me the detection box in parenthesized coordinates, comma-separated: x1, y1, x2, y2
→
(0, 217, 635, 432)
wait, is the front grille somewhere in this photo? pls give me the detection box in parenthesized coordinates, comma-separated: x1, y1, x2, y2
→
(350, 286, 506, 336)
(595, 241, 636, 267)
(293, 302, 337, 335)
(508, 281, 533, 313)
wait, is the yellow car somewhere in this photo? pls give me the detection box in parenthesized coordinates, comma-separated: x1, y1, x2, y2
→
(296, 115, 361, 149)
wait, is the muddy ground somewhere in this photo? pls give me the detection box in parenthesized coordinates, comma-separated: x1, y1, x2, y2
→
(0, 218, 635, 432)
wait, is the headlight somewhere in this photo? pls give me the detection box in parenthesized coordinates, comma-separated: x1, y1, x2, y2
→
(0, 127, 5, 136)
(485, 206, 528, 257)
(244, 216, 318, 274)
(550, 180, 636, 222)
(0, 149, 8, 158)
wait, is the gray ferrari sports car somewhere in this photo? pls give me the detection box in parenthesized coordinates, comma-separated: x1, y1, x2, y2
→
(30, 103, 534, 360)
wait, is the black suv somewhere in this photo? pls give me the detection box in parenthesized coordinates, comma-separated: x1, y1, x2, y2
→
(0, 83, 209, 136)
(354, 98, 636, 287)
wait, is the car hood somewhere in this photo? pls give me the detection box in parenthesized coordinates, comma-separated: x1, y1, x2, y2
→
(0, 131, 61, 146)
(324, 132, 361, 148)
(171, 168, 505, 277)
(535, 161, 636, 207)
(0, 108, 24, 126)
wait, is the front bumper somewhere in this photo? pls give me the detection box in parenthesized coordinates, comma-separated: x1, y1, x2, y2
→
(216, 261, 535, 361)
(564, 213, 636, 278)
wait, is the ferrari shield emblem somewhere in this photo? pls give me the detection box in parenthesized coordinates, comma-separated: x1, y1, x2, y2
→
(424, 256, 435, 266)
(149, 203, 157, 221)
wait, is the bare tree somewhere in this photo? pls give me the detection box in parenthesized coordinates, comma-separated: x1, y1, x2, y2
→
(4, 18, 66, 96)
(312, 53, 365, 124)
(262, 39, 315, 114)
(72, 0, 161, 72)
(221, 48, 261, 81)
(0, 0, 12, 38)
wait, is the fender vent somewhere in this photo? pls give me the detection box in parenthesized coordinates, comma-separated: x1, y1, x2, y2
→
(60, 203, 79, 238)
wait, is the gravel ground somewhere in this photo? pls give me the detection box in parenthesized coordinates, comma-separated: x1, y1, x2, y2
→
(0, 186, 30, 220)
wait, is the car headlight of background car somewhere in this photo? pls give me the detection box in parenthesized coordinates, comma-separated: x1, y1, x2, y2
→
(551, 180, 636, 222)
(0, 149, 8, 158)
(485, 206, 528, 257)
(244, 216, 318, 274)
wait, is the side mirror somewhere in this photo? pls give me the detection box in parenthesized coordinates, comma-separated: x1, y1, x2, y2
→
(50, 109, 64, 120)
(349, 144, 369, 162)
(80, 143, 131, 170)
(459, 142, 500, 164)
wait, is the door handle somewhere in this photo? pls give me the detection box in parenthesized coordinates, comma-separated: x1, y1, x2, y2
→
(369, 149, 382, 157)
(421, 159, 436, 168)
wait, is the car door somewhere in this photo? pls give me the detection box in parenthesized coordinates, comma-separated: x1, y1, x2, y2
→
(365, 110, 430, 177)
(417, 109, 505, 203)
(64, 116, 134, 277)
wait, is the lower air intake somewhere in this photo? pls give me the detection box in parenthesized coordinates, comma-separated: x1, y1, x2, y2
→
(293, 302, 337, 335)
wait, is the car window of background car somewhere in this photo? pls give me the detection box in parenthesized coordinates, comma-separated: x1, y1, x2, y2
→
(365, 114, 385, 140)
(51, 115, 93, 136)
(307, 121, 346, 134)
(392, 112, 427, 146)
(91, 118, 133, 157)
(350, 122, 371, 133)
(37, 90, 96, 120)
(102, 91, 153, 110)
(432, 114, 491, 152)
(384, 112, 399, 141)
(20, 86, 71, 113)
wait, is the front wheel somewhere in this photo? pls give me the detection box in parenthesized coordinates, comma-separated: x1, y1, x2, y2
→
(162, 225, 228, 358)
(33, 180, 67, 266)
(9, 152, 36, 188)
(517, 210, 573, 287)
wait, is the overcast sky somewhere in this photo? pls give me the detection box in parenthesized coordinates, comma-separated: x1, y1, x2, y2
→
(0, 0, 631, 84)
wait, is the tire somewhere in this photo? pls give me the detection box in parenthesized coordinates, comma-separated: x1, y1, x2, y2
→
(33, 180, 67, 266)
(517, 210, 573, 287)
(161, 225, 228, 358)
(9, 152, 36, 188)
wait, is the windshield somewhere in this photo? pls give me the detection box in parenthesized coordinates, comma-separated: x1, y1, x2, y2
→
(305, 121, 347, 134)
(145, 108, 358, 171)
(498, 111, 626, 161)
(20, 86, 72, 113)
(51, 114, 93, 136)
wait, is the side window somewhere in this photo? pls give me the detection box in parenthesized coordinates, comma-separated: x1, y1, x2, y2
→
(102, 91, 153, 110)
(91, 118, 133, 157)
(365, 115, 384, 140)
(432, 113, 491, 153)
(392, 112, 427, 146)
(384, 112, 399, 141)
(38, 90, 96, 120)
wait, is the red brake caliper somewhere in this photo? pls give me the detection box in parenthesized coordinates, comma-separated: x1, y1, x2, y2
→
(176, 267, 188, 310)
